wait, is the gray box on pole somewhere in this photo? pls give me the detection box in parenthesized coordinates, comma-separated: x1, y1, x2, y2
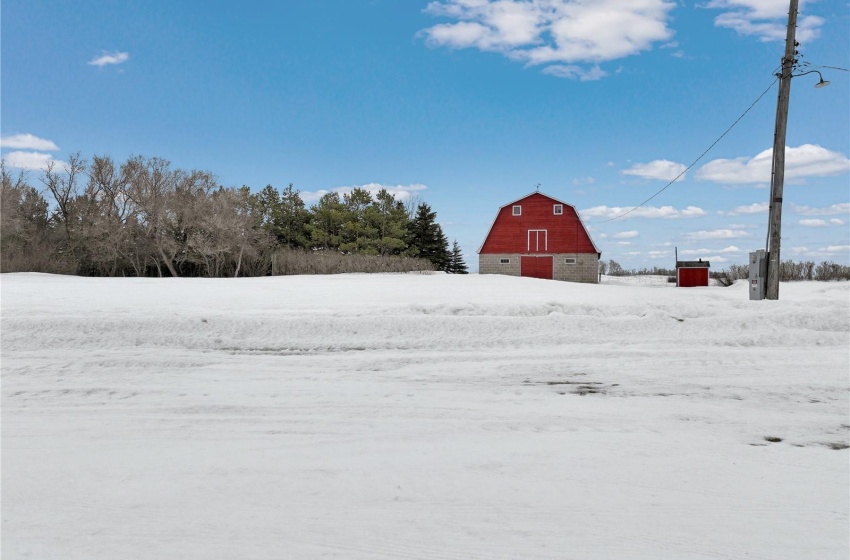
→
(749, 250, 767, 300)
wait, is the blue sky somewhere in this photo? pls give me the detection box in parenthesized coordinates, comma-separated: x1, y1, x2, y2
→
(2, 0, 848, 271)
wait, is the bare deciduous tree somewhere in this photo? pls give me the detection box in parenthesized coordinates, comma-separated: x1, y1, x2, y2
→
(40, 152, 87, 256)
(123, 156, 182, 276)
(1, 163, 72, 273)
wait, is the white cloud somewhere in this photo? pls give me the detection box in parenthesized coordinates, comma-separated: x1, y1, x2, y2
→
(424, 21, 493, 49)
(580, 205, 706, 220)
(88, 51, 129, 67)
(684, 229, 751, 240)
(681, 207, 708, 218)
(421, 0, 676, 79)
(300, 189, 331, 203)
(614, 241, 632, 245)
(660, 40, 686, 58)
(724, 202, 768, 215)
(821, 245, 850, 254)
(1, 151, 67, 171)
(648, 250, 670, 259)
(790, 203, 850, 216)
(622, 159, 686, 181)
(801, 245, 850, 257)
(542, 64, 607, 81)
(797, 218, 845, 228)
(572, 176, 595, 186)
(786, 245, 850, 259)
(680, 245, 742, 255)
(695, 144, 850, 185)
(301, 183, 427, 204)
(705, 0, 824, 43)
(678, 254, 729, 263)
(0, 133, 59, 151)
(612, 230, 639, 239)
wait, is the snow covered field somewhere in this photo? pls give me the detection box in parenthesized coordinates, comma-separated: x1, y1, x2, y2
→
(2, 272, 848, 560)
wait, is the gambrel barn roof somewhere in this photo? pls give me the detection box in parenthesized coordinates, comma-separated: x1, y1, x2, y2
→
(478, 192, 600, 255)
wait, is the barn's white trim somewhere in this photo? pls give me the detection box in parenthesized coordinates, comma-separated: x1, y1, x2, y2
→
(527, 229, 548, 252)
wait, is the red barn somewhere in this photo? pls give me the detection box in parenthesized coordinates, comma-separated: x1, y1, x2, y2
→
(478, 192, 600, 283)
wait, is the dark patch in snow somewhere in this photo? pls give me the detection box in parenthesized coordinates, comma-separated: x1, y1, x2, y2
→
(572, 385, 604, 395)
(543, 380, 603, 386)
(524, 378, 615, 396)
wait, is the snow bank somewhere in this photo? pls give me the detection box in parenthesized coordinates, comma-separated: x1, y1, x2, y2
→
(2, 273, 848, 559)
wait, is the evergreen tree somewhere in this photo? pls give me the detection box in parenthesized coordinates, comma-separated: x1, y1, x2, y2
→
(448, 240, 468, 274)
(248, 185, 280, 230)
(306, 192, 345, 250)
(339, 188, 377, 254)
(249, 184, 309, 248)
(366, 189, 409, 256)
(277, 184, 309, 248)
(432, 223, 450, 272)
(409, 203, 450, 271)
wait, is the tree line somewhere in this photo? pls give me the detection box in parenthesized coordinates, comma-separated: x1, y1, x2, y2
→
(720, 260, 850, 282)
(0, 154, 469, 277)
(599, 259, 849, 282)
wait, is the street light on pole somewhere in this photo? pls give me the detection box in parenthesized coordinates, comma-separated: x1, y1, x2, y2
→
(764, 0, 830, 300)
(795, 69, 831, 88)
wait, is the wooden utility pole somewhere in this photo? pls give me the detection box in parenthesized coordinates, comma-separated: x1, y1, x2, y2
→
(765, 0, 799, 300)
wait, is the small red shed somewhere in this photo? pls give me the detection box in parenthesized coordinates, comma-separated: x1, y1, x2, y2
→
(676, 260, 710, 287)
(478, 192, 600, 283)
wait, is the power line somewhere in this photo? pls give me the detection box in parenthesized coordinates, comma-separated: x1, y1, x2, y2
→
(814, 64, 849, 72)
(592, 77, 778, 224)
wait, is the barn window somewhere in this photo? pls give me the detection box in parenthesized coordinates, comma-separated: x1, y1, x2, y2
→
(512, 205, 522, 216)
(499, 258, 510, 264)
(553, 204, 563, 215)
(564, 257, 577, 265)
